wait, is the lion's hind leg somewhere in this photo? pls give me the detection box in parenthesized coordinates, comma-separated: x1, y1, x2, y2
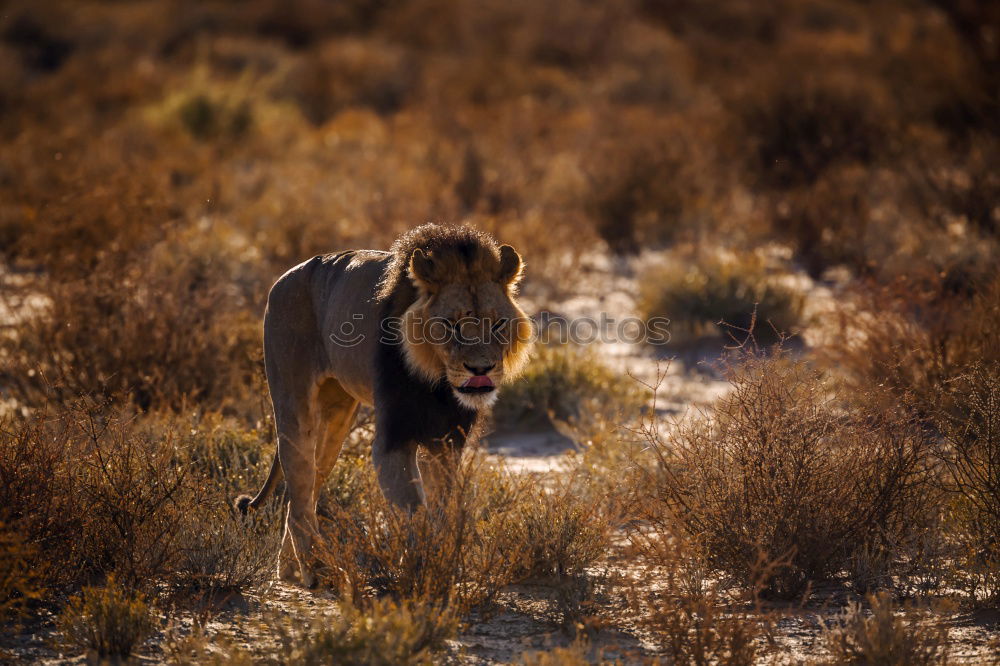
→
(270, 385, 324, 588)
(313, 378, 360, 502)
(275, 417, 321, 587)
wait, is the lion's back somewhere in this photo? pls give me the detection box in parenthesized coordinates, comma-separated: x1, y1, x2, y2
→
(264, 250, 390, 407)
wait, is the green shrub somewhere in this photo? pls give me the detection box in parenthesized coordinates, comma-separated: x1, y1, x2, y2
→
(147, 70, 262, 142)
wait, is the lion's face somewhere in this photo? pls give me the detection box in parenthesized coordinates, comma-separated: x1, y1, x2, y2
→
(402, 244, 533, 410)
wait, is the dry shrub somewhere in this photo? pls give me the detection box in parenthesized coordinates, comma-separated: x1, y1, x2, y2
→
(828, 275, 1000, 417)
(767, 165, 874, 279)
(827, 276, 1000, 601)
(273, 595, 460, 666)
(0, 411, 83, 592)
(57, 577, 158, 660)
(932, 365, 1000, 604)
(244, 0, 390, 47)
(784, 142, 1000, 280)
(585, 133, 692, 253)
(1, 242, 262, 412)
(819, 591, 950, 665)
(0, 127, 180, 275)
(580, 107, 725, 254)
(70, 410, 199, 591)
(638, 251, 804, 347)
(732, 71, 900, 278)
(171, 504, 279, 600)
(0, 401, 275, 599)
(907, 137, 1000, 242)
(1, 9, 75, 74)
(493, 343, 647, 432)
(164, 417, 279, 599)
(640, 353, 932, 598)
(0, 524, 39, 625)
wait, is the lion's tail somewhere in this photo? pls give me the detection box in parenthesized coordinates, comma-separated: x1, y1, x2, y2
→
(234, 450, 283, 515)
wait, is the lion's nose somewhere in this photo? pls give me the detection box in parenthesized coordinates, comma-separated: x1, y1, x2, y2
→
(464, 363, 495, 376)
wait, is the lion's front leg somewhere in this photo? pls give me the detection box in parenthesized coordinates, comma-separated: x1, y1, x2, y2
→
(373, 434, 424, 512)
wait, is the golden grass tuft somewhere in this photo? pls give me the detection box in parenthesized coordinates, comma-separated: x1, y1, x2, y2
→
(57, 577, 158, 660)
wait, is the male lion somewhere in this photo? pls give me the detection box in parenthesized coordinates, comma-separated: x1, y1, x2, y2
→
(235, 224, 532, 586)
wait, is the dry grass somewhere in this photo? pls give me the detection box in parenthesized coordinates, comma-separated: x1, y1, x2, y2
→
(819, 591, 950, 665)
(272, 595, 460, 666)
(0, 525, 38, 625)
(56, 577, 158, 660)
(313, 449, 617, 620)
(165, 593, 460, 665)
(627, 528, 775, 665)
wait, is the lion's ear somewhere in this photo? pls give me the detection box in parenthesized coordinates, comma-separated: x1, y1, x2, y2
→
(498, 244, 523, 286)
(409, 248, 439, 290)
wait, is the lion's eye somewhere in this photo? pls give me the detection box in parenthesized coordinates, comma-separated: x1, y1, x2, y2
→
(491, 318, 509, 333)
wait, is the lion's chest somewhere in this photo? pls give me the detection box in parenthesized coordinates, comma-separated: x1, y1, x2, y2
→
(374, 340, 478, 451)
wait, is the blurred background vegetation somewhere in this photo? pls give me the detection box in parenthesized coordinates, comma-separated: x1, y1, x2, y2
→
(1, 0, 996, 411)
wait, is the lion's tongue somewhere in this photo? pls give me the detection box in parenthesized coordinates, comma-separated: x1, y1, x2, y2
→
(462, 375, 494, 389)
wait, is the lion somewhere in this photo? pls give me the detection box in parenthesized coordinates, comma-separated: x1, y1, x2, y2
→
(234, 224, 533, 586)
